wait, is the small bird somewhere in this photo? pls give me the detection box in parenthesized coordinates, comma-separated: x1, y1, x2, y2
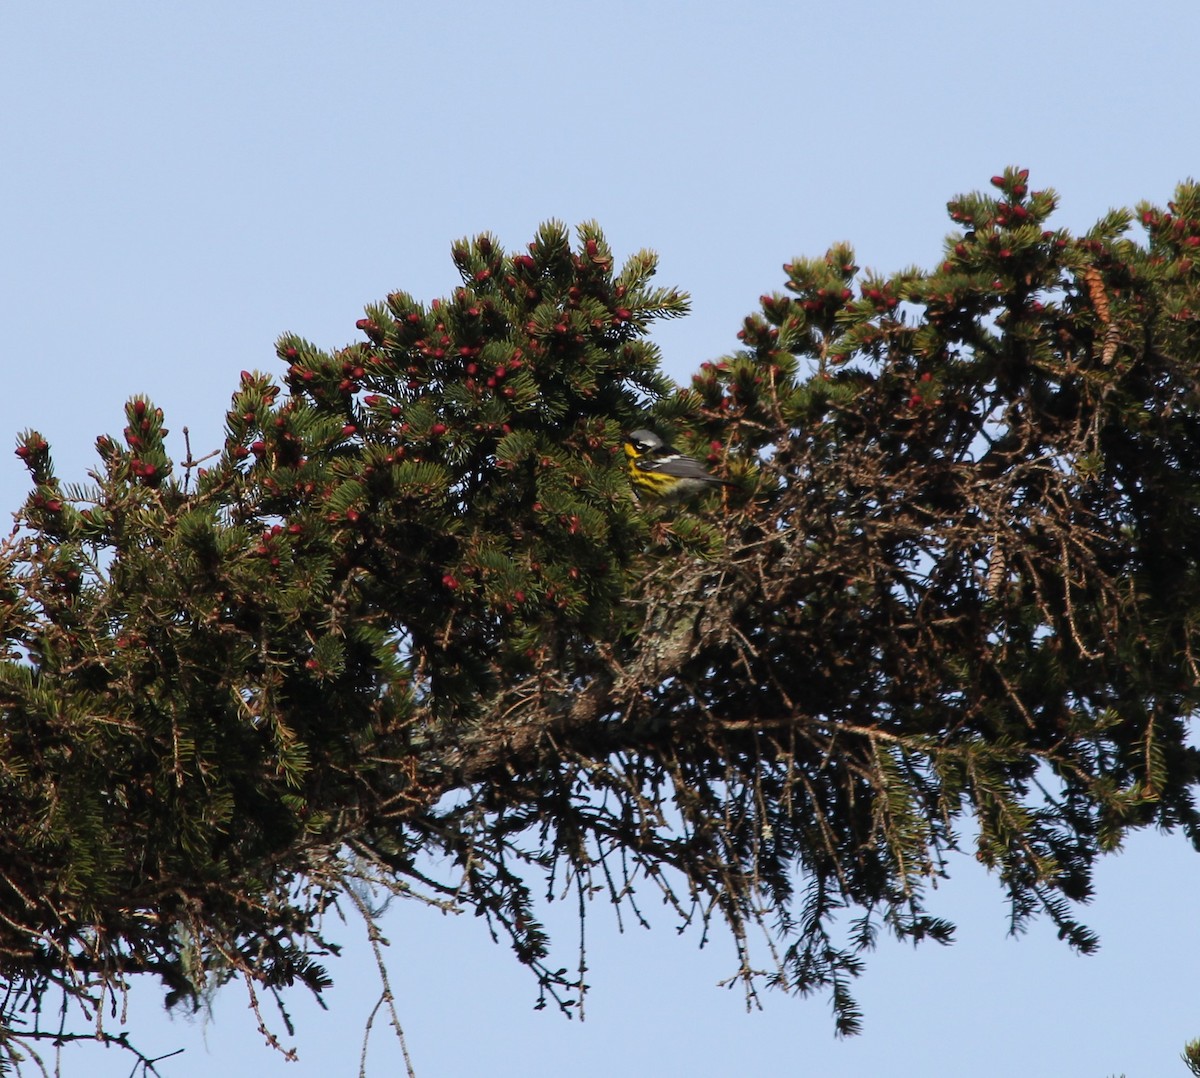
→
(622, 428, 732, 501)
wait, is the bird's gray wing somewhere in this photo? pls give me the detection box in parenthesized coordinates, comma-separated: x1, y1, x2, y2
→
(641, 454, 726, 482)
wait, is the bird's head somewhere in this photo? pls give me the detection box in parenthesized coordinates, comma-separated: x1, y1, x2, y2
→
(623, 429, 664, 459)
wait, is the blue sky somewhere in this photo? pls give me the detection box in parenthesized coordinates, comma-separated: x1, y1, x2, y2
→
(3, 2, 1200, 1074)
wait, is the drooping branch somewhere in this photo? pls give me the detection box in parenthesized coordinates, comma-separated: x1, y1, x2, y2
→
(5, 176, 1200, 1063)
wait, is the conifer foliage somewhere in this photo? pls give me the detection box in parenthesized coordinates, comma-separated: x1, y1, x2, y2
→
(2, 175, 1200, 1065)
